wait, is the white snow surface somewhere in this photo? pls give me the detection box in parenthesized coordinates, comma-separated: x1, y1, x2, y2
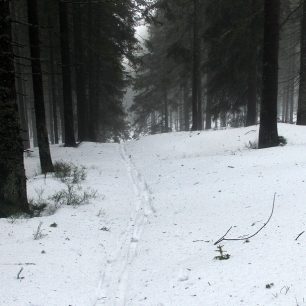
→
(1, 123, 306, 306)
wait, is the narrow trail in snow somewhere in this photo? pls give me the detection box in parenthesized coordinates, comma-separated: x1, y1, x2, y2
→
(93, 142, 156, 306)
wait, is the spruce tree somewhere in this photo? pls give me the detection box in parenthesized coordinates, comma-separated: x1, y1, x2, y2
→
(0, 0, 29, 216)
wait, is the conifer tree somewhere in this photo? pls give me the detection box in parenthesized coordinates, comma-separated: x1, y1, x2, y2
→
(0, 0, 29, 216)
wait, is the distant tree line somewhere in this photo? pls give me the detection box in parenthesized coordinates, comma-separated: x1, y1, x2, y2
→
(132, 0, 305, 146)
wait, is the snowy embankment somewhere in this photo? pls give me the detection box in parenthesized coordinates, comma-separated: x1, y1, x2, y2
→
(1, 123, 306, 306)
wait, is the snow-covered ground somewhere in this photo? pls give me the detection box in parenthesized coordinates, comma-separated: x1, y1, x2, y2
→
(1, 123, 306, 306)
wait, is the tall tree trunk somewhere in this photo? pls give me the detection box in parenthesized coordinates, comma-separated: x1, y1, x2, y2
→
(191, 0, 199, 131)
(27, 0, 54, 173)
(73, 3, 88, 142)
(205, 96, 212, 129)
(163, 88, 169, 132)
(11, 0, 30, 149)
(87, 0, 97, 141)
(48, 17, 59, 144)
(297, 0, 306, 125)
(59, 0, 76, 147)
(16, 78, 30, 149)
(246, 0, 258, 127)
(258, 0, 280, 148)
(183, 84, 190, 131)
(205, 73, 212, 130)
(197, 39, 203, 130)
(282, 87, 287, 122)
(0, 0, 29, 216)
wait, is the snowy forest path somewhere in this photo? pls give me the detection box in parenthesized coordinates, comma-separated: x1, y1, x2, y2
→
(93, 142, 156, 306)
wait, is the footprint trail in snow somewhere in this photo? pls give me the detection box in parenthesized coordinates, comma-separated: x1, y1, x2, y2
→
(93, 142, 156, 306)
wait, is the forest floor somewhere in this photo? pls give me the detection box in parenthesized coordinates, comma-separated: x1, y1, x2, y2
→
(1, 123, 306, 306)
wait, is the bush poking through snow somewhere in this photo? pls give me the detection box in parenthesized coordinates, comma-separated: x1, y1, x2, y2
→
(51, 162, 97, 206)
(278, 136, 287, 146)
(50, 184, 97, 206)
(53, 161, 86, 184)
(246, 140, 258, 149)
(214, 245, 230, 260)
(28, 188, 50, 217)
(26, 162, 97, 217)
(33, 222, 47, 240)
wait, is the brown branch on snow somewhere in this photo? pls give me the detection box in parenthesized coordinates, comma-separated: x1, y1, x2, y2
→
(214, 193, 276, 245)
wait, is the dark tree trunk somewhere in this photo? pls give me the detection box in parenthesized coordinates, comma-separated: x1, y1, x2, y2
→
(246, 0, 258, 127)
(205, 96, 212, 130)
(16, 79, 30, 149)
(205, 73, 212, 130)
(197, 66, 203, 130)
(163, 89, 169, 132)
(297, 0, 306, 125)
(87, 0, 97, 141)
(258, 0, 280, 148)
(27, 0, 54, 173)
(59, 1, 76, 147)
(48, 19, 59, 144)
(282, 87, 286, 122)
(183, 84, 190, 131)
(0, 0, 29, 216)
(11, 0, 30, 149)
(73, 3, 88, 142)
(191, 0, 200, 131)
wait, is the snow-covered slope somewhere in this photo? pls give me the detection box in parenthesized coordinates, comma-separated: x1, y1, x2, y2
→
(1, 124, 306, 306)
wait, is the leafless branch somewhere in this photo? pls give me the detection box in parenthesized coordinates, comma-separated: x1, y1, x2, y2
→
(295, 231, 305, 241)
(214, 193, 276, 245)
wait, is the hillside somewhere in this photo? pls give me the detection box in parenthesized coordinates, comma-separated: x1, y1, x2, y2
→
(1, 124, 306, 306)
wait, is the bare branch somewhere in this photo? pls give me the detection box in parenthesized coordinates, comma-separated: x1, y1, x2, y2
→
(214, 193, 276, 245)
(295, 231, 305, 241)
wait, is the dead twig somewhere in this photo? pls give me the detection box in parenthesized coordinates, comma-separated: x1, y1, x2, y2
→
(214, 193, 276, 245)
(1, 263, 35, 266)
(295, 231, 305, 241)
(17, 267, 24, 280)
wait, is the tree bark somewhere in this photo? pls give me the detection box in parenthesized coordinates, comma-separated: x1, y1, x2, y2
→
(87, 0, 97, 141)
(205, 72, 212, 130)
(205, 95, 212, 130)
(0, 0, 29, 216)
(163, 88, 169, 132)
(258, 0, 280, 148)
(297, 0, 306, 125)
(48, 17, 59, 144)
(11, 0, 30, 149)
(27, 0, 54, 172)
(246, 0, 258, 127)
(73, 3, 88, 142)
(183, 84, 190, 131)
(59, 0, 76, 147)
(191, 0, 200, 131)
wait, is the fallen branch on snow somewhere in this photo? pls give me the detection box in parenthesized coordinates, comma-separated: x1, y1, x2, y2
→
(214, 193, 276, 245)
(295, 231, 305, 241)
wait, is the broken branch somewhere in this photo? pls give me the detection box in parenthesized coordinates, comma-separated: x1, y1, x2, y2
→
(214, 193, 276, 245)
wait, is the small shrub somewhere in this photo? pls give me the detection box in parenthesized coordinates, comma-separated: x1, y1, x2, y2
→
(28, 189, 50, 217)
(246, 140, 258, 149)
(266, 283, 274, 289)
(214, 245, 230, 260)
(33, 222, 47, 240)
(53, 161, 86, 184)
(50, 183, 97, 206)
(278, 136, 287, 146)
